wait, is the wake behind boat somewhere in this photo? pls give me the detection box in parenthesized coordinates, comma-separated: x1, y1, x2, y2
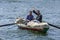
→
(15, 18, 49, 33)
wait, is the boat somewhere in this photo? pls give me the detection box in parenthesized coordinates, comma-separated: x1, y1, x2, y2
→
(15, 18, 49, 33)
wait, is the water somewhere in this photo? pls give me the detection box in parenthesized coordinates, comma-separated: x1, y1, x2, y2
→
(0, 0, 60, 40)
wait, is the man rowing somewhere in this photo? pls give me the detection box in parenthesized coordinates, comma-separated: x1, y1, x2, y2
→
(33, 10, 42, 22)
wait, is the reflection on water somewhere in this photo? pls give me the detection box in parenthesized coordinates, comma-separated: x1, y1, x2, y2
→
(0, 26, 55, 40)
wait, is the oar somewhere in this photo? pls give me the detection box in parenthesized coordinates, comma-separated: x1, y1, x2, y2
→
(0, 23, 16, 27)
(47, 23, 60, 29)
(0, 18, 25, 27)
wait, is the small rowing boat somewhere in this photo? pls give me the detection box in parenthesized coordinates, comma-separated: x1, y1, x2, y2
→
(15, 18, 49, 33)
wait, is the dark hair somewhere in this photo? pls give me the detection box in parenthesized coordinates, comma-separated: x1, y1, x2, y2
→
(37, 10, 41, 15)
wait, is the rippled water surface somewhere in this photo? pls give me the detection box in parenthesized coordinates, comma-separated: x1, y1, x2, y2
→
(0, 0, 60, 40)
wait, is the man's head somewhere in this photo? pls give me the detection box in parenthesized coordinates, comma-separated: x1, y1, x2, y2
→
(36, 10, 40, 15)
(29, 11, 32, 15)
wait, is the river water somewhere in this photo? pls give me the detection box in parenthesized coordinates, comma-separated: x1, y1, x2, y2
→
(0, 0, 60, 40)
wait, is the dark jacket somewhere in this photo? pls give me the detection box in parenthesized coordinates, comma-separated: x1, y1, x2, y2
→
(33, 10, 42, 22)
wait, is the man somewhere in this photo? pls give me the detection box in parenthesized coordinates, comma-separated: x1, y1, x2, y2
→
(33, 10, 42, 22)
(26, 11, 34, 21)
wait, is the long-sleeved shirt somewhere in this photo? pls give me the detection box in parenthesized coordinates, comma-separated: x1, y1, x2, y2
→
(26, 15, 34, 21)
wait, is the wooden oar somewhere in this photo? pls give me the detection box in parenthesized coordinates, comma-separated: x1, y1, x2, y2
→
(0, 18, 60, 29)
(48, 23, 60, 29)
(0, 23, 16, 27)
(0, 22, 60, 29)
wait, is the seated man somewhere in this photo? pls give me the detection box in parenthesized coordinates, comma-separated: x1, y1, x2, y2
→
(26, 11, 34, 21)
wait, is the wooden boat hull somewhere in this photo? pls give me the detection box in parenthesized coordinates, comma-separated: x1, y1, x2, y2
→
(18, 26, 49, 33)
(16, 18, 49, 33)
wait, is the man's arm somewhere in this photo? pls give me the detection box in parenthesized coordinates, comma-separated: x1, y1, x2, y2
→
(33, 10, 38, 15)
